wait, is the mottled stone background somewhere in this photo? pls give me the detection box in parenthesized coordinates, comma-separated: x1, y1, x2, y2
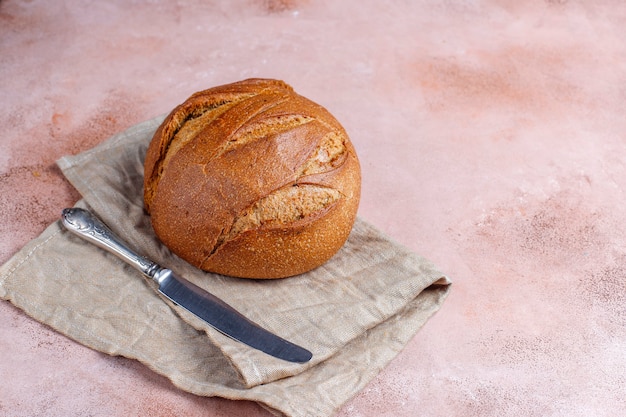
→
(2, 0, 625, 415)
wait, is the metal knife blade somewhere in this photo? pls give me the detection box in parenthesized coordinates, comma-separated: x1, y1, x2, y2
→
(61, 207, 312, 363)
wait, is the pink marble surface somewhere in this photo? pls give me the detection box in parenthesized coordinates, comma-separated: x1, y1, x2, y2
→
(2, 0, 625, 415)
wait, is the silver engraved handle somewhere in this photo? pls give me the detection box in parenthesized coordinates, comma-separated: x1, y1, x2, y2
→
(61, 208, 164, 281)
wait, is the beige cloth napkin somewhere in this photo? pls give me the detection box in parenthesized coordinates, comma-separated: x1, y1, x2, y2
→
(0, 116, 450, 417)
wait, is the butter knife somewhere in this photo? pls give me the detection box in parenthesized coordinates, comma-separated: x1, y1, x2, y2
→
(61, 207, 312, 363)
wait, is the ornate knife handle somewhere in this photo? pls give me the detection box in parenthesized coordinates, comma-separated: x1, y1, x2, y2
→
(61, 208, 164, 281)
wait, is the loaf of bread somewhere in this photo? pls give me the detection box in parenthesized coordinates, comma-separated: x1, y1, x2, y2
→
(144, 78, 361, 278)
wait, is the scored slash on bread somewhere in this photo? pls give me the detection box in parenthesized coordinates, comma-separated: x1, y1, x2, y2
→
(144, 79, 361, 279)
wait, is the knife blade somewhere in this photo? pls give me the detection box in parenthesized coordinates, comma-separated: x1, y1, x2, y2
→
(61, 207, 312, 363)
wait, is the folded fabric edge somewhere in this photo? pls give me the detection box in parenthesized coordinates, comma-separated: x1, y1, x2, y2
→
(243, 283, 451, 417)
(139, 281, 450, 417)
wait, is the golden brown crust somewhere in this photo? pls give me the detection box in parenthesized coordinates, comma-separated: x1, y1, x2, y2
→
(144, 78, 361, 278)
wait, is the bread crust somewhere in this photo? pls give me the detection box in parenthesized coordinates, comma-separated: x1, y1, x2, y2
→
(144, 79, 361, 278)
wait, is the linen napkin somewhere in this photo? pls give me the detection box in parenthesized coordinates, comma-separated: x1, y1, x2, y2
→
(0, 115, 451, 417)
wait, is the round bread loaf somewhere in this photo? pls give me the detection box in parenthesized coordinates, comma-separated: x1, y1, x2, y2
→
(144, 78, 361, 278)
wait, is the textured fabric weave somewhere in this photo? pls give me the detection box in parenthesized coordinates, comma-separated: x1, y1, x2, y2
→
(0, 116, 450, 417)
